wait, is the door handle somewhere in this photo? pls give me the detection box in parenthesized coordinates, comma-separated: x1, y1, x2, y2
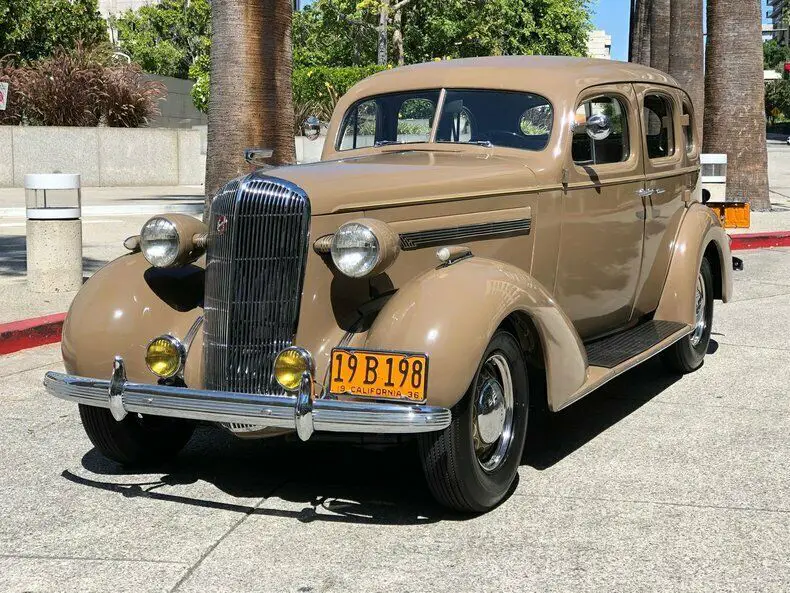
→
(636, 188, 653, 198)
(653, 188, 666, 195)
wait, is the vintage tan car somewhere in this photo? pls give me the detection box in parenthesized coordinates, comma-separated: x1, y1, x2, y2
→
(45, 56, 736, 512)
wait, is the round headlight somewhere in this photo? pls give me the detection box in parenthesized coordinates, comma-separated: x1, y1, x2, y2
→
(140, 217, 180, 267)
(145, 335, 184, 378)
(274, 347, 314, 392)
(331, 222, 380, 278)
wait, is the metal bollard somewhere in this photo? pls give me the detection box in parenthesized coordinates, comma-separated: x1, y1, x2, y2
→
(24, 173, 83, 293)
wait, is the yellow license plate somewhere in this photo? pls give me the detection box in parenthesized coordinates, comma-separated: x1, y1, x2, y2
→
(329, 349, 428, 402)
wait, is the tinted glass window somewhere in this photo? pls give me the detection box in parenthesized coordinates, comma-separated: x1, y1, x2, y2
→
(644, 94, 675, 159)
(338, 90, 440, 150)
(683, 102, 694, 156)
(436, 90, 553, 151)
(572, 96, 629, 165)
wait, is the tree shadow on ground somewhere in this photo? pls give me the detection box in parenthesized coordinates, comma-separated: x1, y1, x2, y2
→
(0, 235, 106, 277)
(65, 353, 697, 524)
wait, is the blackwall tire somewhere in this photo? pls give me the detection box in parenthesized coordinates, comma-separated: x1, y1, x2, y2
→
(418, 330, 528, 513)
(79, 404, 195, 466)
(661, 257, 714, 374)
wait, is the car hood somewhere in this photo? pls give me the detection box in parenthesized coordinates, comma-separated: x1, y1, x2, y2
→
(265, 149, 539, 216)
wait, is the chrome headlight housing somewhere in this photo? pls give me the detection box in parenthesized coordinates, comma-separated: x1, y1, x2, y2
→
(140, 217, 180, 267)
(139, 214, 207, 268)
(331, 222, 381, 278)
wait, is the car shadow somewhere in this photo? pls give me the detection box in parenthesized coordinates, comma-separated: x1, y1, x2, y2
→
(523, 357, 683, 470)
(64, 355, 690, 524)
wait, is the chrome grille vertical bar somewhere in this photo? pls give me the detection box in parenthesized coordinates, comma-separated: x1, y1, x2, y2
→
(203, 174, 311, 395)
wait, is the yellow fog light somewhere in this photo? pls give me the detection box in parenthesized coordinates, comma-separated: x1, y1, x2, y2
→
(145, 335, 184, 378)
(274, 347, 313, 392)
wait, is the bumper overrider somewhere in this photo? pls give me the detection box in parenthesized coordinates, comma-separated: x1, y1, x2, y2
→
(44, 356, 451, 441)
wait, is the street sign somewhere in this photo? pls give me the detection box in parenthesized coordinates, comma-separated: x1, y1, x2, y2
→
(0, 81, 8, 111)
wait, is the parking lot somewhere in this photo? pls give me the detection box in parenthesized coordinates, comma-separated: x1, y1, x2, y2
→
(1, 246, 789, 592)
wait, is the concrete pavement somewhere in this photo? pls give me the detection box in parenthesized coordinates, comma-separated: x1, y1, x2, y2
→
(0, 246, 788, 592)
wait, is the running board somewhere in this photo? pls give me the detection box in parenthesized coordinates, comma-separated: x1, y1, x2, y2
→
(553, 321, 692, 412)
(585, 320, 688, 368)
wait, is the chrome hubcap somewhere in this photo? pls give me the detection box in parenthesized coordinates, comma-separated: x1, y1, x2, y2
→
(691, 272, 707, 347)
(472, 353, 515, 472)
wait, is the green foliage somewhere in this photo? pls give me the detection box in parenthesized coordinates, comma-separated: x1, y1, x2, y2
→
(765, 79, 790, 122)
(293, 0, 592, 67)
(114, 0, 211, 79)
(188, 53, 210, 113)
(763, 39, 790, 72)
(0, 0, 107, 62)
(404, 0, 591, 62)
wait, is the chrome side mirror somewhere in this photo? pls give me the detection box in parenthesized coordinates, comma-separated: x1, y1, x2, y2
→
(303, 116, 322, 141)
(585, 113, 612, 141)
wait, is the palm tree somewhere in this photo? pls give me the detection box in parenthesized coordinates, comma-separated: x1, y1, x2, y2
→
(703, 0, 770, 211)
(629, 0, 652, 65)
(668, 0, 703, 138)
(649, 0, 670, 72)
(205, 0, 297, 206)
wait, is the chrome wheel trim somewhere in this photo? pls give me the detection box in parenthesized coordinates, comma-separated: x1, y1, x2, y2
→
(690, 271, 707, 347)
(472, 353, 515, 472)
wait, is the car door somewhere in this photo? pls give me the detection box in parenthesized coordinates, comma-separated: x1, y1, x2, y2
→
(554, 84, 646, 340)
(630, 84, 691, 319)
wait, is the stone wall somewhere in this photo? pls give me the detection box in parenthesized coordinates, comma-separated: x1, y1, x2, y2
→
(145, 74, 208, 130)
(0, 126, 205, 187)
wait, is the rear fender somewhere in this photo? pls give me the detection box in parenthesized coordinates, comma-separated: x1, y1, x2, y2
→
(655, 203, 732, 326)
(362, 257, 587, 410)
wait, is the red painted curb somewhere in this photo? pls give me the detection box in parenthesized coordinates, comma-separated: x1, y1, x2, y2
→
(0, 313, 66, 355)
(730, 231, 790, 250)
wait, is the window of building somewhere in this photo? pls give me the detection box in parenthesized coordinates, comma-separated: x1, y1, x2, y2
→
(643, 94, 675, 159)
(571, 95, 629, 166)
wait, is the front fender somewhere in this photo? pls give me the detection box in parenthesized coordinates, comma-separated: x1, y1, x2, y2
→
(362, 257, 587, 409)
(61, 253, 203, 383)
(655, 203, 732, 326)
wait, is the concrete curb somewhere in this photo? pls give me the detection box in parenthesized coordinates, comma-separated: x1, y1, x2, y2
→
(730, 231, 790, 250)
(0, 313, 66, 355)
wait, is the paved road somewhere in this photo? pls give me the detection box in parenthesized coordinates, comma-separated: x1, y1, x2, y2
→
(1, 248, 789, 592)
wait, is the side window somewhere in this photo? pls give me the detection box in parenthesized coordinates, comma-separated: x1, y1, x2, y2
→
(397, 98, 434, 143)
(643, 94, 675, 159)
(682, 102, 695, 156)
(572, 95, 629, 166)
(339, 100, 377, 150)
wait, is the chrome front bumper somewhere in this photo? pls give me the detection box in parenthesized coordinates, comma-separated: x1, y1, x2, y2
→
(43, 356, 451, 441)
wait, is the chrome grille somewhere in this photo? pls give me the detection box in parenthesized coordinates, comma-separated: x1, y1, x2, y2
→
(204, 174, 310, 395)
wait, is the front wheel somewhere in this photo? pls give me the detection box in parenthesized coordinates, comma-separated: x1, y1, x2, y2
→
(419, 330, 529, 513)
(79, 405, 195, 466)
(661, 257, 714, 374)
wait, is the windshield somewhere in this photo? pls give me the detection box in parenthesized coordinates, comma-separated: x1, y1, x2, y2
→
(337, 89, 553, 152)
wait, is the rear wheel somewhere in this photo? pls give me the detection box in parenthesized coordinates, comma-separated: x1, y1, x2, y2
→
(79, 405, 195, 466)
(661, 257, 714, 374)
(419, 330, 528, 513)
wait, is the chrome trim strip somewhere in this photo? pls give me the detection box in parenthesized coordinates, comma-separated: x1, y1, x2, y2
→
(399, 218, 531, 250)
(44, 359, 451, 439)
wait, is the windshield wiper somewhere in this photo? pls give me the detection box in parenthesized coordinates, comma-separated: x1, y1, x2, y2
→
(374, 140, 403, 147)
(459, 140, 493, 147)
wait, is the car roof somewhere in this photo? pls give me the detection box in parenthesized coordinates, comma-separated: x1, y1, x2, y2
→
(343, 56, 681, 104)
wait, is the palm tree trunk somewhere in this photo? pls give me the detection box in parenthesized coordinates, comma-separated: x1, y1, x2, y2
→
(703, 0, 770, 211)
(205, 0, 296, 208)
(649, 0, 670, 72)
(629, 0, 652, 65)
(668, 0, 703, 139)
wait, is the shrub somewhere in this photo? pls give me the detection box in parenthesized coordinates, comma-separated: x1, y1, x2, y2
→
(0, 45, 166, 127)
(292, 65, 386, 120)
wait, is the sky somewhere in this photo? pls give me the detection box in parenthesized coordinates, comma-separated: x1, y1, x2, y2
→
(591, 0, 772, 62)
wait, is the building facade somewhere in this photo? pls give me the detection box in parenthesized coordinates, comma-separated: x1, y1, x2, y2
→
(767, 0, 789, 45)
(587, 30, 612, 60)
